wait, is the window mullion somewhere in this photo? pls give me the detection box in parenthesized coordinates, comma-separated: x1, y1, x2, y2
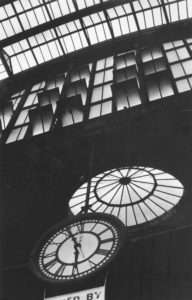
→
(42, 0, 66, 55)
(160, 0, 169, 24)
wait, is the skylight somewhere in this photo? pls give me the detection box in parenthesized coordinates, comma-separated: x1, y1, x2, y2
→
(0, 0, 191, 78)
(69, 166, 184, 227)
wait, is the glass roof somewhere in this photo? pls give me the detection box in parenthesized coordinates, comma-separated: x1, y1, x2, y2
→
(0, 0, 191, 78)
(69, 166, 184, 227)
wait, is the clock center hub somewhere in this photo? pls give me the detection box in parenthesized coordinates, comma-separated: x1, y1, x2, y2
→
(119, 177, 131, 185)
(57, 233, 99, 264)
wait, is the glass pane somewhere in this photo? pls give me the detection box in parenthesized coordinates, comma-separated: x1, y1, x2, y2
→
(103, 84, 112, 99)
(106, 56, 114, 68)
(182, 60, 192, 75)
(91, 86, 102, 103)
(104, 69, 113, 82)
(101, 101, 112, 115)
(160, 78, 174, 98)
(73, 108, 84, 123)
(116, 91, 129, 111)
(89, 104, 101, 119)
(94, 71, 104, 85)
(6, 126, 27, 143)
(128, 89, 141, 106)
(171, 63, 185, 79)
(15, 109, 29, 125)
(147, 80, 161, 101)
(176, 79, 191, 93)
(177, 47, 190, 60)
(96, 59, 105, 71)
(61, 109, 73, 127)
(24, 93, 38, 107)
(166, 50, 178, 63)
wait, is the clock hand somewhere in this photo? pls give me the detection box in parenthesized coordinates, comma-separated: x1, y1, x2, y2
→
(66, 226, 81, 248)
(74, 247, 79, 264)
(73, 243, 80, 274)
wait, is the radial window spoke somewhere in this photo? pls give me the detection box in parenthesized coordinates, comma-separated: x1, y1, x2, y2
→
(69, 166, 184, 227)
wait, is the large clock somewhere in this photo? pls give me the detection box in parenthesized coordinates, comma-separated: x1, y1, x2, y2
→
(30, 213, 125, 284)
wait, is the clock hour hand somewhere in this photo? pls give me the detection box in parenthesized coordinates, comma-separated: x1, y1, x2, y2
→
(66, 227, 81, 247)
(74, 243, 79, 263)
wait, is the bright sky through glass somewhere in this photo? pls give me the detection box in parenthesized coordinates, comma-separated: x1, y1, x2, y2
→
(69, 166, 184, 227)
(0, 0, 191, 77)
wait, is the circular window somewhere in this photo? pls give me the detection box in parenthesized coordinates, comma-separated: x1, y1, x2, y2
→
(69, 167, 184, 227)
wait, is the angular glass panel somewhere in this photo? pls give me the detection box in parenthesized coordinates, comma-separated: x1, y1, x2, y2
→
(160, 77, 174, 98)
(29, 105, 53, 136)
(0, 102, 13, 129)
(177, 47, 190, 60)
(115, 66, 138, 83)
(128, 89, 141, 107)
(66, 80, 87, 105)
(171, 63, 185, 79)
(6, 125, 28, 143)
(38, 88, 60, 113)
(70, 65, 90, 86)
(72, 107, 84, 123)
(15, 109, 30, 126)
(176, 79, 191, 93)
(166, 50, 178, 63)
(147, 79, 161, 101)
(61, 108, 73, 127)
(182, 60, 192, 75)
(31, 81, 46, 92)
(115, 90, 129, 110)
(24, 93, 38, 107)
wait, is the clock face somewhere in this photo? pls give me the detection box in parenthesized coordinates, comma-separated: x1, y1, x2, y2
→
(30, 213, 124, 283)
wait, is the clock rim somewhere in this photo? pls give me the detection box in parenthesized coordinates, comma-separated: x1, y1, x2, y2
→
(29, 213, 125, 285)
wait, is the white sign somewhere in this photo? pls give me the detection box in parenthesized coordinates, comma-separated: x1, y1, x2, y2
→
(45, 286, 105, 300)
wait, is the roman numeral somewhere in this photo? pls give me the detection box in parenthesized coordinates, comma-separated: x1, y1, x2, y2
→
(96, 248, 109, 256)
(72, 264, 79, 276)
(55, 264, 66, 276)
(100, 237, 114, 244)
(97, 227, 109, 236)
(44, 258, 58, 270)
(89, 259, 97, 266)
(44, 251, 57, 258)
(51, 241, 61, 246)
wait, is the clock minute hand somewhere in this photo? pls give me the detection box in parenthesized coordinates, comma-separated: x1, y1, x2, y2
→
(66, 226, 81, 248)
(73, 243, 80, 275)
